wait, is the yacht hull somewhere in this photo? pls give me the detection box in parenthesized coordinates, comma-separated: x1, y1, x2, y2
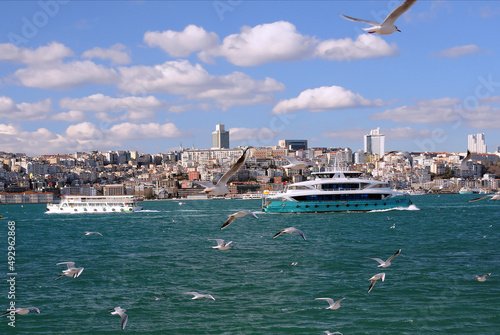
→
(263, 194, 411, 213)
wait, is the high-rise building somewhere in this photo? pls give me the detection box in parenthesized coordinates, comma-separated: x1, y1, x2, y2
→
(364, 127, 385, 158)
(468, 133, 487, 153)
(211, 124, 230, 149)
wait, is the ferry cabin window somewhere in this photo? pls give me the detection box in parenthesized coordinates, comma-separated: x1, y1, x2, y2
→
(321, 183, 359, 190)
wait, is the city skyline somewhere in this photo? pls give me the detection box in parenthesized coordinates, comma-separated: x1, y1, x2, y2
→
(1, 1, 500, 156)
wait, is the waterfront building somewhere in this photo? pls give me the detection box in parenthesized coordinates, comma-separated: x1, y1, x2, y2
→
(278, 139, 308, 150)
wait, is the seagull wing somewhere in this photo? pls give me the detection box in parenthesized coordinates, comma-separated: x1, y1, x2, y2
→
(315, 297, 334, 307)
(73, 267, 84, 278)
(193, 181, 215, 189)
(57, 262, 75, 269)
(382, 0, 418, 25)
(221, 215, 236, 230)
(468, 195, 492, 202)
(120, 311, 128, 330)
(368, 279, 377, 293)
(339, 13, 379, 26)
(208, 239, 225, 246)
(294, 228, 306, 240)
(386, 249, 401, 262)
(217, 148, 249, 186)
(273, 230, 285, 238)
(368, 257, 385, 265)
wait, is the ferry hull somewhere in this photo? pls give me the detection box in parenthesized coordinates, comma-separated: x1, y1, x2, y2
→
(263, 195, 411, 213)
(46, 205, 142, 214)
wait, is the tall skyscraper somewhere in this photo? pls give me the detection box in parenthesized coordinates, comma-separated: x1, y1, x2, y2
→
(468, 133, 487, 153)
(212, 124, 230, 149)
(364, 127, 385, 157)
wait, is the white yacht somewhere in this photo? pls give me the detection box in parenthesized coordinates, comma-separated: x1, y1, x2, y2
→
(262, 169, 412, 213)
(46, 195, 143, 213)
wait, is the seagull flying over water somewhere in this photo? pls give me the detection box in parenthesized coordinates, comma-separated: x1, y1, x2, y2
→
(315, 297, 345, 310)
(324, 332, 343, 335)
(83, 231, 103, 236)
(208, 239, 234, 250)
(109, 307, 128, 330)
(195, 148, 249, 196)
(154, 293, 166, 300)
(0, 307, 40, 317)
(273, 227, 306, 240)
(475, 273, 491, 282)
(368, 249, 401, 268)
(368, 272, 386, 293)
(184, 292, 215, 300)
(340, 0, 417, 35)
(220, 210, 258, 230)
(469, 194, 500, 202)
(55, 262, 84, 280)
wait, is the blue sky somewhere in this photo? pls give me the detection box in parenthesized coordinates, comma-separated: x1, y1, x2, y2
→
(1, 0, 499, 156)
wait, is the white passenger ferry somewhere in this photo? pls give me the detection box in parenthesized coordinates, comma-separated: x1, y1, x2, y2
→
(262, 169, 412, 213)
(46, 195, 143, 213)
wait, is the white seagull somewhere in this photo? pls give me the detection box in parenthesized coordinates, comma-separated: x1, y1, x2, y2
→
(282, 156, 314, 170)
(457, 150, 473, 170)
(208, 239, 234, 250)
(83, 231, 103, 236)
(154, 293, 166, 300)
(0, 307, 40, 317)
(55, 262, 84, 280)
(183, 292, 215, 300)
(368, 272, 386, 293)
(368, 249, 401, 268)
(273, 227, 306, 240)
(469, 194, 500, 202)
(324, 332, 343, 335)
(220, 210, 258, 230)
(315, 297, 345, 310)
(475, 273, 491, 282)
(340, 0, 417, 35)
(195, 148, 249, 196)
(109, 307, 128, 330)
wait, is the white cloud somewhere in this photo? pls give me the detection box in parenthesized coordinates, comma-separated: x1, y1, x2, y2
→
(434, 44, 486, 58)
(0, 42, 73, 65)
(199, 21, 317, 66)
(14, 60, 119, 90)
(82, 43, 131, 65)
(108, 122, 184, 140)
(118, 60, 284, 109)
(315, 34, 398, 61)
(322, 127, 368, 141)
(371, 98, 462, 123)
(51, 110, 87, 122)
(144, 25, 219, 57)
(0, 96, 53, 121)
(59, 93, 166, 113)
(271, 86, 384, 114)
(229, 127, 279, 141)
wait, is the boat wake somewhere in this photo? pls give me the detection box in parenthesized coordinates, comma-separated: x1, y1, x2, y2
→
(369, 204, 420, 213)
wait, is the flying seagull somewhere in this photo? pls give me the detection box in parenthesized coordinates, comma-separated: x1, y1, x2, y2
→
(468, 194, 500, 202)
(83, 231, 103, 236)
(324, 332, 343, 335)
(109, 307, 128, 330)
(154, 293, 166, 300)
(368, 272, 386, 293)
(315, 297, 345, 310)
(183, 292, 215, 300)
(340, 0, 417, 35)
(195, 148, 249, 196)
(220, 210, 258, 230)
(208, 239, 234, 250)
(282, 156, 314, 170)
(55, 262, 84, 280)
(368, 249, 401, 268)
(273, 227, 306, 240)
(475, 273, 491, 282)
(0, 307, 40, 317)
(457, 150, 473, 170)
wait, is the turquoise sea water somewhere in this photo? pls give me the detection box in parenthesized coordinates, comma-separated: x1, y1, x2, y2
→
(0, 194, 499, 334)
